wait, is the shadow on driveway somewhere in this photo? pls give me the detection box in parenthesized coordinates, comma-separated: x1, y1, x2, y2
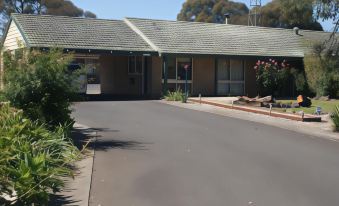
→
(71, 127, 150, 152)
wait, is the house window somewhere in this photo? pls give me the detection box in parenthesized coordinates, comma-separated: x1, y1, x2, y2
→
(162, 57, 193, 93)
(128, 56, 143, 75)
(217, 58, 245, 96)
(68, 57, 100, 94)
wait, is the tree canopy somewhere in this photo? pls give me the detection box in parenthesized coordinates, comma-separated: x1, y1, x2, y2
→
(177, 0, 249, 25)
(177, 0, 323, 31)
(313, 0, 338, 53)
(260, 0, 323, 30)
(0, 0, 97, 33)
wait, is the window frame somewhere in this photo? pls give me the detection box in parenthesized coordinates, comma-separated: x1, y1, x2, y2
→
(162, 57, 193, 91)
(128, 56, 143, 75)
(216, 58, 245, 96)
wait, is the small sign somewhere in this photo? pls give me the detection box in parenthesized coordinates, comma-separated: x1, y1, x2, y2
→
(316, 107, 322, 115)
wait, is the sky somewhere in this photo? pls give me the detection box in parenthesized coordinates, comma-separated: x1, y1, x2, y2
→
(72, 0, 334, 31)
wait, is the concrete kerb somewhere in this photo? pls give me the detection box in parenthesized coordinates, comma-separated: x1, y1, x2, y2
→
(188, 98, 321, 122)
(160, 100, 339, 141)
(52, 123, 96, 206)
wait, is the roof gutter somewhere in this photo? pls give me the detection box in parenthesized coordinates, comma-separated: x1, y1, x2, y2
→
(123, 18, 161, 56)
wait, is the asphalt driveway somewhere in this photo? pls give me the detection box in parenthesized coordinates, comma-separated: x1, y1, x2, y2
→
(73, 100, 339, 206)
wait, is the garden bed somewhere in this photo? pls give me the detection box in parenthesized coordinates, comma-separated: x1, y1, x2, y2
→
(188, 97, 322, 122)
(276, 99, 339, 115)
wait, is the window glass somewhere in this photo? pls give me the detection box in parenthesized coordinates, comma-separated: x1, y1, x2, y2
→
(230, 83, 244, 95)
(167, 57, 176, 79)
(86, 59, 100, 84)
(217, 83, 229, 95)
(230, 59, 244, 81)
(177, 58, 192, 80)
(217, 59, 230, 80)
(167, 83, 177, 92)
(136, 56, 143, 74)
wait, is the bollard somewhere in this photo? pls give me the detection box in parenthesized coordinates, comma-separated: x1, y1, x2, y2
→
(232, 100, 234, 109)
(199, 94, 202, 104)
(269, 104, 273, 116)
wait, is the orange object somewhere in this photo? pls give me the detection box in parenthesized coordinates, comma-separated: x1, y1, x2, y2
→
(297, 95, 303, 104)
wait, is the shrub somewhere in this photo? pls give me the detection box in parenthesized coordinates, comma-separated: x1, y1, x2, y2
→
(3, 48, 82, 128)
(164, 89, 185, 102)
(0, 103, 80, 205)
(304, 44, 339, 98)
(254, 59, 291, 97)
(331, 105, 339, 132)
(0, 91, 6, 102)
(290, 68, 310, 95)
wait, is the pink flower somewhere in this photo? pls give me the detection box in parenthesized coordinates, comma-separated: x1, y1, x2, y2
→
(275, 62, 278, 66)
(254, 66, 258, 70)
(262, 62, 265, 65)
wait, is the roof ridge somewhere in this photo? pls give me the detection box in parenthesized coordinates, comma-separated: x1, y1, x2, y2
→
(11, 13, 121, 22)
(123, 18, 161, 53)
(125, 17, 330, 33)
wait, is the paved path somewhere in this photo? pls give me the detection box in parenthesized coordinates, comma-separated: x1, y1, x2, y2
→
(73, 101, 339, 206)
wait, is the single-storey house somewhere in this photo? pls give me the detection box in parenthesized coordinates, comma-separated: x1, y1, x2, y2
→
(0, 13, 333, 98)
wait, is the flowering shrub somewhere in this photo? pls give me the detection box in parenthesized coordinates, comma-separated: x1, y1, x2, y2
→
(254, 59, 291, 96)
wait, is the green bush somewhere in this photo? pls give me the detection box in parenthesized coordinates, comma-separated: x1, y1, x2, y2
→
(164, 89, 185, 102)
(331, 105, 339, 132)
(0, 103, 80, 205)
(304, 45, 339, 98)
(0, 91, 6, 102)
(290, 68, 310, 95)
(254, 59, 291, 97)
(3, 48, 82, 128)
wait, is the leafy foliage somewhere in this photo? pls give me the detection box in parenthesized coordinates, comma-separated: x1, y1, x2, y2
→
(0, 0, 96, 32)
(313, 0, 339, 53)
(254, 59, 291, 97)
(290, 68, 310, 95)
(260, 0, 323, 30)
(3, 48, 82, 128)
(0, 103, 80, 205)
(177, 0, 323, 30)
(304, 47, 339, 98)
(164, 89, 185, 102)
(331, 105, 339, 132)
(177, 0, 249, 25)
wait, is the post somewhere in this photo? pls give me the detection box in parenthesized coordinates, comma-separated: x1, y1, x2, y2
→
(185, 66, 188, 101)
(162, 56, 168, 95)
(269, 104, 273, 116)
(199, 94, 202, 104)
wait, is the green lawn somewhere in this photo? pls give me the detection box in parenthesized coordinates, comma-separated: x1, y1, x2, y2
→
(276, 99, 339, 115)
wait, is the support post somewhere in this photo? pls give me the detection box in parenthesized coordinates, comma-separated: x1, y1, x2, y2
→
(162, 56, 168, 95)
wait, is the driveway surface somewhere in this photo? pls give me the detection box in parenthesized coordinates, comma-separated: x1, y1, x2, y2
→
(73, 101, 339, 206)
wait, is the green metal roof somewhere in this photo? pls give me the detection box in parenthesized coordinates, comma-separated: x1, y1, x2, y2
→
(12, 13, 155, 52)
(10, 14, 335, 58)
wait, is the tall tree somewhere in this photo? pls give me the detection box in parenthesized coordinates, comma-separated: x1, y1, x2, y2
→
(177, 0, 324, 31)
(177, 0, 249, 25)
(0, 0, 96, 33)
(313, 0, 338, 52)
(260, 0, 323, 30)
